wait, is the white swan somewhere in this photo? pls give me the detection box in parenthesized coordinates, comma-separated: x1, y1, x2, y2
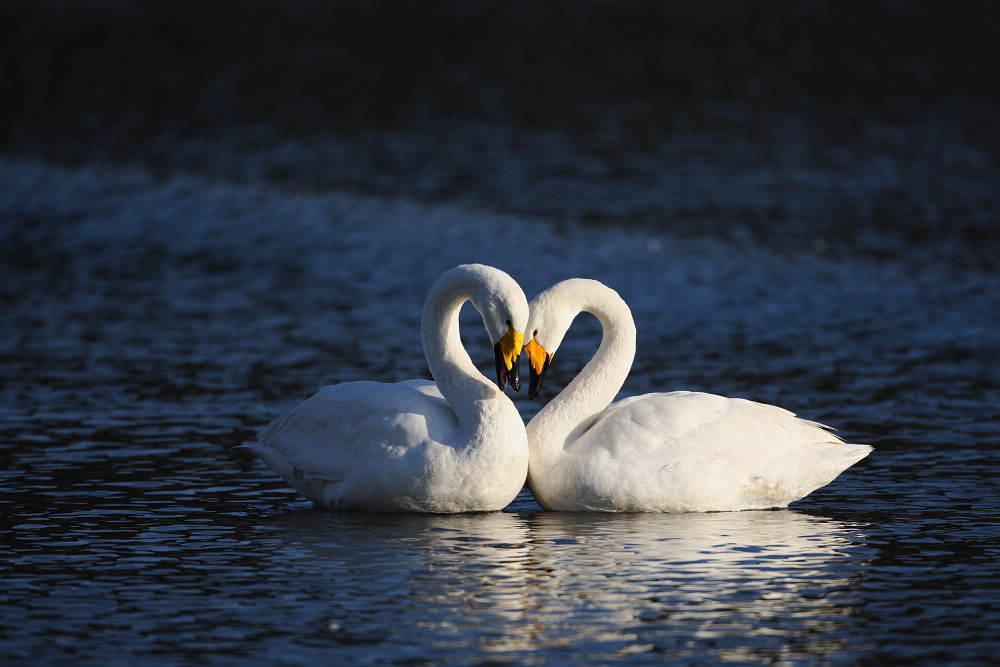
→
(523, 278, 872, 512)
(237, 264, 530, 513)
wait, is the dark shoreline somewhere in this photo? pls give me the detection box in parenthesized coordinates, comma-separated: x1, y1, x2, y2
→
(3, 0, 999, 269)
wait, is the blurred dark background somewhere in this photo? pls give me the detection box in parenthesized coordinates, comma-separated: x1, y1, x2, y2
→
(2, 0, 999, 268)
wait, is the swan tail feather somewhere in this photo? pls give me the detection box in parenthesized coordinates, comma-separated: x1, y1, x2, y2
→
(234, 442, 345, 507)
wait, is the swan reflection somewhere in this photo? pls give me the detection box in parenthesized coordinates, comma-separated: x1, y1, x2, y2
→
(520, 510, 869, 658)
(262, 507, 868, 661)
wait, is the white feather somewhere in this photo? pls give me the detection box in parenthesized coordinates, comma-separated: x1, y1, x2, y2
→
(237, 265, 529, 513)
(525, 279, 872, 512)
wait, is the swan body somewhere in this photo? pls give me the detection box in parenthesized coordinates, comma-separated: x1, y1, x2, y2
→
(238, 264, 529, 513)
(523, 278, 872, 513)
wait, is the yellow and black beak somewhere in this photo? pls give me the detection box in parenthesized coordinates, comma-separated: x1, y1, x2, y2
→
(524, 337, 553, 400)
(493, 325, 524, 392)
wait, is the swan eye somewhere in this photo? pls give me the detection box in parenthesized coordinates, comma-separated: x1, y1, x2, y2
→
(533, 329, 538, 337)
(506, 319, 512, 327)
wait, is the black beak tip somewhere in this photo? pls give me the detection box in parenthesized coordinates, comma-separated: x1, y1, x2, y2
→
(509, 356, 521, 392)
(528, 355, 549, 401)
(494, 342, 511, 392)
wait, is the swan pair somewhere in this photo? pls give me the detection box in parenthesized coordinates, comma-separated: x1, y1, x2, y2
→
(240, 264, 871, 513)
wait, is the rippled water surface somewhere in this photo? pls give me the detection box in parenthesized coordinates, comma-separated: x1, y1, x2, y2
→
(4, 1, 1000, 663)
(3, 155, 999, 664)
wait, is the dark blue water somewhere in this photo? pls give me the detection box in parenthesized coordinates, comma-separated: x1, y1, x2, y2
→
(3, 1, 1000, 664)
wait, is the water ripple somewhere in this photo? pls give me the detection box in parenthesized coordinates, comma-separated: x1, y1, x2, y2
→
(2, 155, 998, 663)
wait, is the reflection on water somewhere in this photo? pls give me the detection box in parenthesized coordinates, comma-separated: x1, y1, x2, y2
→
(259, 508, 869, 663)
(521, 511, 870, 662)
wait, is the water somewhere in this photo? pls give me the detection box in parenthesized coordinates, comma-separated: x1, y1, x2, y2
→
(3, 154, 999, 664)
(3, 1, 1000, 664)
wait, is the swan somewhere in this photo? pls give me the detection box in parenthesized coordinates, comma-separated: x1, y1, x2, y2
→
(522, 278, 872, 512)
(237, 264, 530, 513)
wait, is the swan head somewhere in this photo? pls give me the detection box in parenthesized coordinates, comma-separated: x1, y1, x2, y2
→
(494, 325, 524, 392)
(524, 277, 632, 400)
(524, 336, 553, 400)
(453, 264, 528, 392)
(523, 282, 578, 400)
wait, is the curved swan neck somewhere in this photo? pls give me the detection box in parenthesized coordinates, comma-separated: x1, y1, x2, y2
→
(421, 266, 505, 427)
(527, 281, 637, 469)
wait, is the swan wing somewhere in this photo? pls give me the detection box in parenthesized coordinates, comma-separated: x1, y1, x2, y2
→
(256, 380, 455, 478)
(568, 391, 871, 511)
(240, 380, 460, 509)
(584, 391, 830, 459)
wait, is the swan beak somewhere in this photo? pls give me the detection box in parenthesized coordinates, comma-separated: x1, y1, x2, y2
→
(524, 337, 552, 400)
(494, 326, 524, 392)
